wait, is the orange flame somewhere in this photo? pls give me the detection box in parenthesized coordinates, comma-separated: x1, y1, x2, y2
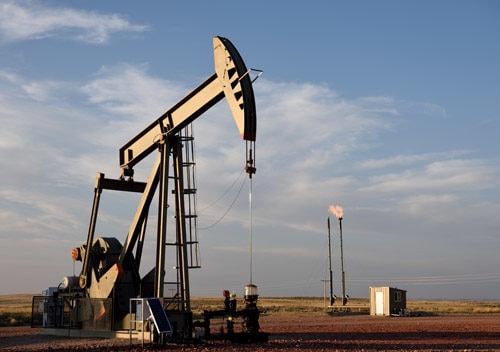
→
(328, 204, 343, 219)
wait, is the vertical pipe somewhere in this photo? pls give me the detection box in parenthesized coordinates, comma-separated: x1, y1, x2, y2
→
(173, 140, 190, 312)
(249, 177, 253, 285)
(339, 217, 346, 305)
(327, 218, 334, 305)
(246, 143, 256, 286)
(155, 140, 169, 298)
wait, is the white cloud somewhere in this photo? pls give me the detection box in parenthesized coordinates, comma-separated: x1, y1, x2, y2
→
(0, 70, 76, 104)
(358, 150, 472, 169)
(399, 193, 458, 215)
(253, 80, 392, 167)
(21, 80, 66, 102)
(0, 1, 147, 44)
(82, 63, 184, 119)
(360, 159, 497, 195)
(0, 188, 84, 239)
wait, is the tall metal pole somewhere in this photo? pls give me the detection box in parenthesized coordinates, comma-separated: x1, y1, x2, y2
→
(327, 218, 334, 306)
(173, 140, 191, 313)
(155, 139, 169, 298)
(339, 217, 347, 305)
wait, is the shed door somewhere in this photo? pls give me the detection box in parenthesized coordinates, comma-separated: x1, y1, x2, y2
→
(375, 291, 384, 315)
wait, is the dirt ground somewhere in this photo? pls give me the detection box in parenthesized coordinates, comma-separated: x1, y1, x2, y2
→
(1, 312, 499, 351)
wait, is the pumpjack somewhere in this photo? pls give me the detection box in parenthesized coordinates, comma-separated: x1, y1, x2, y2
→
(32, 36, 265, 342)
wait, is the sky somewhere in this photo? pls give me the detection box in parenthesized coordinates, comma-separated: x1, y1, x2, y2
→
(0, 0, 499, 300)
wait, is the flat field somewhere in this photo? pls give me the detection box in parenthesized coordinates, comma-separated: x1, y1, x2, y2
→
(1, 295, 499, 351)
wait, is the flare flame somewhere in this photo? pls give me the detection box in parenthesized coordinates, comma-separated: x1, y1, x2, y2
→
(328, 204, 343, 219)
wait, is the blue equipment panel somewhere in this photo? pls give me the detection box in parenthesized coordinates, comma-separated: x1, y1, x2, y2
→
(146, 298, 172, 334)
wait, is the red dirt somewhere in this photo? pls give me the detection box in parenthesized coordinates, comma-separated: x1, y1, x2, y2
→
(1, 313, 499, 351)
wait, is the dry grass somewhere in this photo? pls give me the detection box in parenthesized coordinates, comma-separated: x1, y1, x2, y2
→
(1, 294, 499, 326)
(407, 299, 500, 314)
(189, 296, 500, 315)
(0, 294, 34, 314)
(190, 296, 340, 314)
(0, 294, 34, 326)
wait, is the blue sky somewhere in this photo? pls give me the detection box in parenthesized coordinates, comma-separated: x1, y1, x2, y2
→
(0, 1, 499, 300)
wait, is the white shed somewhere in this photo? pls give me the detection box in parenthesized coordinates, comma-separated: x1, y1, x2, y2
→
(369, 286, 407, 316)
